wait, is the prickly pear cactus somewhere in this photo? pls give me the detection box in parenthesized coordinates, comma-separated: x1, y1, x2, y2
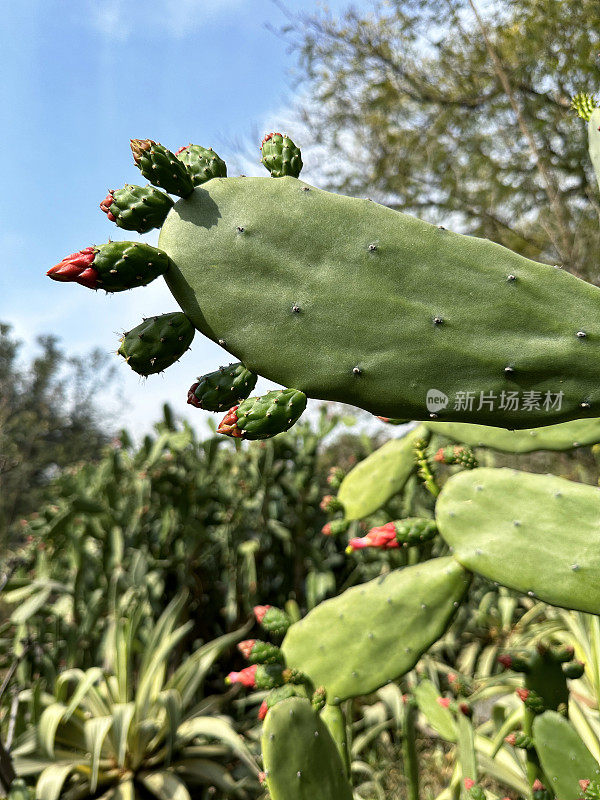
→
(337, 425, 426, 520)
(427, 417, 600, 453)
(48, 132, 600, 433)
(281, 557, 470, 702)
(261, 697, 353, 800)
(436, 468, 600, 613)
(118, 312, 195, 375)
(533, 712, 600, 799)
(187, 362, 257, 411)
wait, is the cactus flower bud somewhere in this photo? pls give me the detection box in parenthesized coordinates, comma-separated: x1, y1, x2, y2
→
(100, 191, 116, 221)
(226, 664, 258, 687)
(237, 639, 284, 665)
(533, 781, 545, 792)
(320, 494, 343, 514)
(434, 445, 478, 469)
(347, 522, 399, 552)
(326, 466, 345, 489)
(257, 700, 268, 721)
(48, 242, 171, 293)
(497, 654, 513, 669)
(311, 687, 327, 712)
(238, 640, 257, 660)
(580, 781, 591, 793)
(47, 247, 98, 288)
(464, 780, 475, 791)
(253, 605, 292, 637)
(437, 696, 451, 708)
(505, 733, 517, 746)
(322, 518, 350, 537)
(253, 605, 271, 624)
(130, 138, 194, 197)
(217, 406, 243, 438)
(516, 688, 529, 702)
(459, 702, 472, 717)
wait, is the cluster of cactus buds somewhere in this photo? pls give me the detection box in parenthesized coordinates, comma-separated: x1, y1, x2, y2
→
(434, 445, 478, 469)
(346, 517, 437, 552)
(228, 605, 308, 720)
(580, 780, 600, 799)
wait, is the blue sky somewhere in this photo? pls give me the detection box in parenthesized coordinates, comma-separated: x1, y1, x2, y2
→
(1, 0, 375, 435)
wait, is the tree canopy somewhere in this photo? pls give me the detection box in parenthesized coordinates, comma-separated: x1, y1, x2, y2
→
(284, 0, 600, 278)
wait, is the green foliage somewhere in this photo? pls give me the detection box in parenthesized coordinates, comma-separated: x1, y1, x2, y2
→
(287, 0, 600, 277)
(0, 323, 115, 541)
(9, 596, 259, 800)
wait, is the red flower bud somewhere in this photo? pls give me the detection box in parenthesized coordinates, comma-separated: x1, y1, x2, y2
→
(498, 654, 513, 669)
(175, 144, 191, 156)
(99, 190, 116, 221)
(226, 664, 258, 688)
(258, 700, 268, 721)
(459, 702, 472, 717)
(254, 605, 271, 624)
(437, 696, 451, 708)
(464, 779, 475, 790)
(217, 406, 243, 438)
(347, 522, 398, 551)
(261, 132, 283, 146)
(187, 382, 201, 407)
(533, 780, 545, 792)
(516, 688, 530, 702)
(580, 781, 591, 793)
(47, 247, 99, 289)
(321, 523, 332, 535)
(238, 640, 257, 660)
(505, 733, 517, 746)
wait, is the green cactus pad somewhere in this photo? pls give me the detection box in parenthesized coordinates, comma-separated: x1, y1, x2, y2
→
(533, 712, 600, 799)
(428, 418, 600, 453)
(187, 362, 257, 411)
(337, 426, 426, 520)
(262, 697, 353, 800)
(589, 108, 600, 190)
(176, 144, 227, 186)
(159, 175, 600, 428)
(261, 133, 303, 178)
(221, 388, 307, 440)
(101, 184, 173, 233)
(118, 312, 195, 376)
(130, 139, 194, 197)
(320, 703, 350, 776)
(281, 557, 470, 702)
(436, 468, 600, 614)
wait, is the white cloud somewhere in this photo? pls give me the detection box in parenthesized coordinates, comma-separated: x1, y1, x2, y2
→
(85, 0, 245, 41)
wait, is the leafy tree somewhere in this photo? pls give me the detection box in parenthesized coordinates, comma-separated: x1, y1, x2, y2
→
(0, 323, 117, 541)
(283, 0, 600, 277)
